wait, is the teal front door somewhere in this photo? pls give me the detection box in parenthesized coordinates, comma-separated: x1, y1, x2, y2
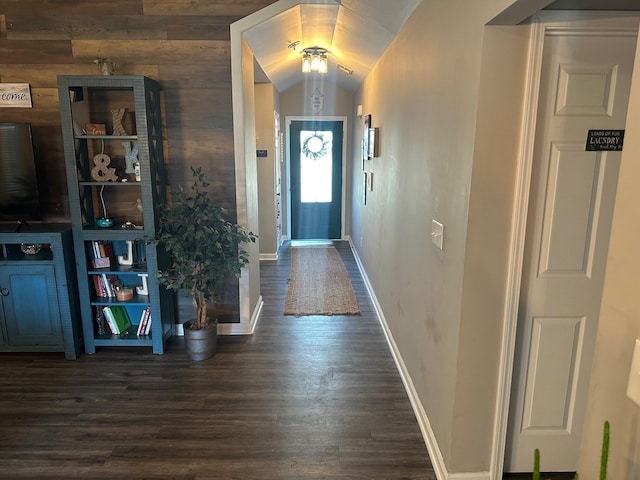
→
(289, 120, 343, 239)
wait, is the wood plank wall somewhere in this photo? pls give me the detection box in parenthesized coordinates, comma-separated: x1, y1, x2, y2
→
(0, 0, 276, 323)
(0, 0, 275, 221)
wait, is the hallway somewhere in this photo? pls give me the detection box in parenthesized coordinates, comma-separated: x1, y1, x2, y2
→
(0, 240, 436, 479)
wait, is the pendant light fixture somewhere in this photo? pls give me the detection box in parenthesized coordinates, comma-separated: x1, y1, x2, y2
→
(301, 47, 328, 74)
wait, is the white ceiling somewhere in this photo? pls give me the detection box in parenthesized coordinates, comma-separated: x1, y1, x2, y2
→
(244, 0, 640, 93)
(243, 0, 423, 93)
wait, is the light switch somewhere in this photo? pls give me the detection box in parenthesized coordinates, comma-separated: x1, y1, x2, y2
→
(431, 220, 444, 250)
(626, 339, 640, 407)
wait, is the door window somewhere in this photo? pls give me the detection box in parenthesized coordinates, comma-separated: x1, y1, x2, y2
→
(300, 131, 333, 203)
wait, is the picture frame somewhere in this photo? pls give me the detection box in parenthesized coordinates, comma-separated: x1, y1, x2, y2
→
(363, 114, 372, 161)
(363, 171, 368, 205)
(368, 127, 379, 158)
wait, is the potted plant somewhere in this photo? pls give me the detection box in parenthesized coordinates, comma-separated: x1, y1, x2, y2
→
(154, 166, 256, 361)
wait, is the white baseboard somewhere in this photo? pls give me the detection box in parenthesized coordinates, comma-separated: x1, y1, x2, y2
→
(448, 473, 491, 480)
(347, 239, 490, 480)
(259, 252, 278, 261)
(174, 295, 264, 336)
(174, 322, 184, 336)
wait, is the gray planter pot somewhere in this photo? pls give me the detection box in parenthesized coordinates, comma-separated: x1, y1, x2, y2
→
(183, 319, 218, 361)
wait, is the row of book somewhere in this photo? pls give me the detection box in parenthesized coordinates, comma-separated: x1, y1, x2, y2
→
(95, 306, 152, 336)
(92, 273, 124, 298)
(137, 306, 152, 335)
(87, 241, 115, 269)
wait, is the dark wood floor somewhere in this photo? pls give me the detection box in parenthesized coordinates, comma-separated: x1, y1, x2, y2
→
(0, 239, 574, 479)
(0, 241, 436, 479)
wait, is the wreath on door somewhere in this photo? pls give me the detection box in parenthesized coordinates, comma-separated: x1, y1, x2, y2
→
(301, 133, 329, 160)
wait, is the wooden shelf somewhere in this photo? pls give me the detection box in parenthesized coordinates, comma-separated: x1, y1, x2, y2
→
(58, 75, 175, 355)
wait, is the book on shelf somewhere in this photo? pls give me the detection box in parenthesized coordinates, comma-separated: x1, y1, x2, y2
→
(145, 312, 152, 335)
(93, 275, 104, 297)
(102, 242, 116, 265)
(101, 274, 112, 297)
(93, 274, 123, 298)
(87, 241, 115, 269)
(102, 306, 132, 334)
(102, 306, 117, 334)
(94, 307, 107, 336)
(136, 306, 152, 336)
(111, 306, 132, 333)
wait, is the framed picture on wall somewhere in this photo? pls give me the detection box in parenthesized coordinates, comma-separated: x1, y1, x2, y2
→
(363, 171, 368, 205)
(368, 127, 379, 158)
(362, 139, 367, 170)
(363, 114, 372, 160)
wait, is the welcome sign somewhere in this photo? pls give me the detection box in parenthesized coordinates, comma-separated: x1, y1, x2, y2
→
(0, 84, 32, 108)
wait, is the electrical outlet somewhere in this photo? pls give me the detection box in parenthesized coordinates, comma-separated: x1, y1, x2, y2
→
(627, 339, 640, 407)
(431, 220, 444, 250)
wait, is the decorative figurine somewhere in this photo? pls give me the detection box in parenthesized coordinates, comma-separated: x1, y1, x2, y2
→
(94, 57, 115, 75)
(112, 108, 128, 136)
(123, 141, 138, 174)
(118, 240, 134, 266)
(91, 153, 118, 182)
(137, 274, 149, 296)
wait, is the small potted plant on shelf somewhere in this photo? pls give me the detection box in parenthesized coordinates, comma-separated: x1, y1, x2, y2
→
(153, 166, 256, 361)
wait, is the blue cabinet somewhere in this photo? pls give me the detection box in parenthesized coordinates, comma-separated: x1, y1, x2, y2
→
(0, 224, 82, 359)
(1, 264, 63, 346)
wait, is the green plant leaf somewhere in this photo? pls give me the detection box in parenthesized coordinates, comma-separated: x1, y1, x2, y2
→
(153, 168, 257, 329)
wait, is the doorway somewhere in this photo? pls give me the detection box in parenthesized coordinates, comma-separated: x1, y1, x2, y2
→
(505, 13, 638, 473)
(288, 119, 344, 240)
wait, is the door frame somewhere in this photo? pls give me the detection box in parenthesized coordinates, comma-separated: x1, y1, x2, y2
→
(285, 116, 348, 241)
(493, 11, 640, 479)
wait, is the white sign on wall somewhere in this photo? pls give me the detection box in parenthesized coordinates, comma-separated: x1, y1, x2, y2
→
(0, 84, 33, 108)
(310, 88, 323, 114)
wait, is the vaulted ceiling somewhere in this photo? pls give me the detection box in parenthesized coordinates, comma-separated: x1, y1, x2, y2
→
(243, 0, 423, 93)
(243, 0, 640, 93)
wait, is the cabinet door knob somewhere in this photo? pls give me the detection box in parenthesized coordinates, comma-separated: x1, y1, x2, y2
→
(0, 287, 9, 297)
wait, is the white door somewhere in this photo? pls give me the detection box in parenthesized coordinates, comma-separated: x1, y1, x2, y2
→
(506, 17, 638, 472)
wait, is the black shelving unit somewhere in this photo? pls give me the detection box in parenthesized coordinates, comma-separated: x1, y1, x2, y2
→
(58, 75, 174, 354)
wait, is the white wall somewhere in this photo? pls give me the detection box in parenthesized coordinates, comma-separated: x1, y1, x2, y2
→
(255, 83, 279, 257)
(351, 0, 537, 475)
(230, 34, 262, 334)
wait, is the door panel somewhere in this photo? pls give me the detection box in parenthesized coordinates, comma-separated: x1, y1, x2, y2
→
(290, 120, 343, 239)
(539, 144, 608, 277)
(506, 21, 637, 472)
(1, 265, 63, 346)
(522, 315, 583, 430)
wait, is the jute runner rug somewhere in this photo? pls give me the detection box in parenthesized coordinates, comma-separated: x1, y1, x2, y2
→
(284, 245, 360, 316)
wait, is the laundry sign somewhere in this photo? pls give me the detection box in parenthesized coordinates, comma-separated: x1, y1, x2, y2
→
(585, 129, 624, 151)
(0, 84, 32, 108)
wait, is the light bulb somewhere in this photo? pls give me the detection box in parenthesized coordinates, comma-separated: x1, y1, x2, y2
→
(311, 55, 321, 71)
